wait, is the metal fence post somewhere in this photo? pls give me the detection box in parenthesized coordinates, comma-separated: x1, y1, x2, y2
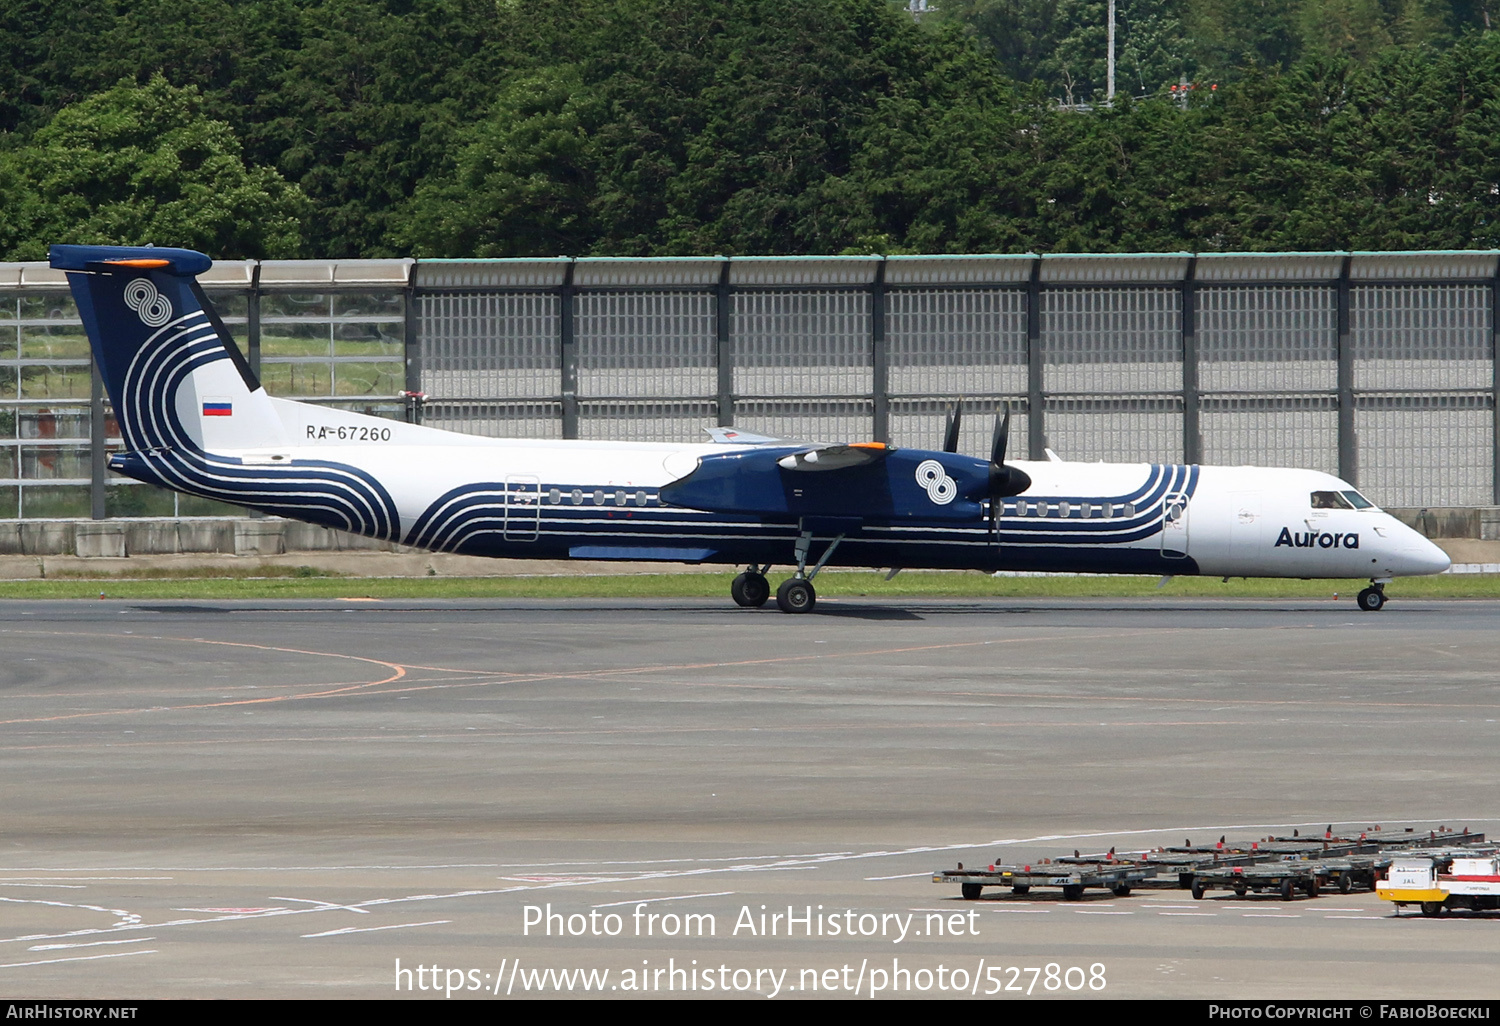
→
(871, 258, 888, 443)
(1182, 256, 1201, 465)
(247, 262, 262, 379)
(403, 281, 420, 399)
(89, 355, 106, 520)
(247, 269, 267, 518)
(560, 260, 578, 439)
(1493, 260, 1500, 505)
(1337, 255, 1357, 485)
(1027, 257, 1045, 460)
(716, 259, 733, 427)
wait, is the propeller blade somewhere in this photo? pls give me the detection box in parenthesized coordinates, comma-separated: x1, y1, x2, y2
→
(942, 403, 962, 453)
(986, 406, 1031, 517)
(990, 406, 1010, 465)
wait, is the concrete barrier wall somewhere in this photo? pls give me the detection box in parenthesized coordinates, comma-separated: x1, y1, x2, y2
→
(0, 518, 403, 558)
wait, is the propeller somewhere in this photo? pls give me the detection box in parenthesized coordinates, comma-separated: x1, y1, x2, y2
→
(945, 402, 1031, 530)
(986, 406, 1032, 525)
(942, 401, 962, 453)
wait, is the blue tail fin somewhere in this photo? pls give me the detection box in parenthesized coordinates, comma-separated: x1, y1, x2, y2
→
(50, 244, 286, 454)
(50, 244, 399, 538)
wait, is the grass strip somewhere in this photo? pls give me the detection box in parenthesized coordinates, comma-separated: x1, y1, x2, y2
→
(1, 571, 1497, 601)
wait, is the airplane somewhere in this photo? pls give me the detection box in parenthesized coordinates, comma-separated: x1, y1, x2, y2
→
(51, 243, 1452, 613)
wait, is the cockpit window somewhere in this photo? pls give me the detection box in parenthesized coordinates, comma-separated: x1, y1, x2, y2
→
(1341, 490, 1375, 509)
(1311, 490, 1354, 510)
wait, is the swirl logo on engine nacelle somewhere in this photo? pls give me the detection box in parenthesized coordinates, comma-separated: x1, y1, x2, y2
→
(915, 459, 957, 505)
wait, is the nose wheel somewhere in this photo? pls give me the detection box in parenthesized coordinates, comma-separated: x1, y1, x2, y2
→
(1357, 583, 1387, 612)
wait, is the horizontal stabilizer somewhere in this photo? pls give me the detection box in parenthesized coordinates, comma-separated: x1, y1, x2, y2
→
(50, 245, 213, 277)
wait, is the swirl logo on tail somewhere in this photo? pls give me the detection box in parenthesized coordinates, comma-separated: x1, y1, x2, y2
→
(123, 278, 173, 327)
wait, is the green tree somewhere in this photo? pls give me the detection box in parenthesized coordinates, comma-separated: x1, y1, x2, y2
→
(399, 0, 1031, 257)
(0, 75, 307, 260)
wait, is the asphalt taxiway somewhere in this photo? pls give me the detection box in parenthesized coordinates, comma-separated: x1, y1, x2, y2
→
(1, 597, 1496, 999)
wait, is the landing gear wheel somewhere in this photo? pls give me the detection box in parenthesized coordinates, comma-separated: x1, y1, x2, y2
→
(775, 578, 816, 614)
(731, 572, 770, 608)
(1279, 879, 1295, 901)
(961, 883, 982, 900)
(1357, 586, 1386, 612)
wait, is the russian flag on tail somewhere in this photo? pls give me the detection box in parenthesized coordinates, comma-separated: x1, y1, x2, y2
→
(202, 401, 233, 417)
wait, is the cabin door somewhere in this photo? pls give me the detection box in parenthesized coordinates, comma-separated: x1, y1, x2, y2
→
(504, 475, 541, 541)
(1160, 492, 1190, 558)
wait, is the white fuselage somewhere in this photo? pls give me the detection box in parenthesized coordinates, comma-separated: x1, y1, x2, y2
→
(205, 396, 1450, 580)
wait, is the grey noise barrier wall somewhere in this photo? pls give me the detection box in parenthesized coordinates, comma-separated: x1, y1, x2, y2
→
(2, 251, 1497, 558)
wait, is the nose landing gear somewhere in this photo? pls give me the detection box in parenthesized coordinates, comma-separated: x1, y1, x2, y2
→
(1356, 581, 1387, 612)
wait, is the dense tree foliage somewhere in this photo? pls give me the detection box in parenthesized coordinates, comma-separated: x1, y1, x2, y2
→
(6, 0, 1500, 258)
(0, 75, 305, 259)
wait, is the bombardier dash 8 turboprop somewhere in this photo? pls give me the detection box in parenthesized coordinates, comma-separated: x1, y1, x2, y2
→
(52, 244, 1451, 612)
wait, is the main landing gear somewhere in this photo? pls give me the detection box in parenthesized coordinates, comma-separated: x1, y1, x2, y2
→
(1356, 580, 1387, 612)
(730, 567, 771, 608)
(729, 529, 848, 614)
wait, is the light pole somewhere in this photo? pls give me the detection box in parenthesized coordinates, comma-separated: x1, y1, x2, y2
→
(1107, 0, 1116, 102)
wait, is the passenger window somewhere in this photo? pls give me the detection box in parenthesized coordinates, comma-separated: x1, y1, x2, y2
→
(1311, 490, 1354, 510)
(571, 488, 584, 505)
(1059, 501, 1072, 517)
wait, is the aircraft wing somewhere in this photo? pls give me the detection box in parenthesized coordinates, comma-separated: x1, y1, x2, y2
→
(660, 444, 992, 522)
(703, 426, 787, 445)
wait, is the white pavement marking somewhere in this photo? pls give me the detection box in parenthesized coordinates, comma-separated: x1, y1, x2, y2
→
(0, 821, 1453, 948)
(271, 896, 371, 914)
(302, 920, 451, 938)
(30, 938, 156, 951)
(1243, 914, 1300, 918)
(866, 871, 936, 881)
(591, 892, 733, 909)
(0, 950, 156, 969)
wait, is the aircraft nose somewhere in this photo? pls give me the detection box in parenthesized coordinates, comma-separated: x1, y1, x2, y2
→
(1405, 536, 1452, 576)
(1391, 524, 1451, 576)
